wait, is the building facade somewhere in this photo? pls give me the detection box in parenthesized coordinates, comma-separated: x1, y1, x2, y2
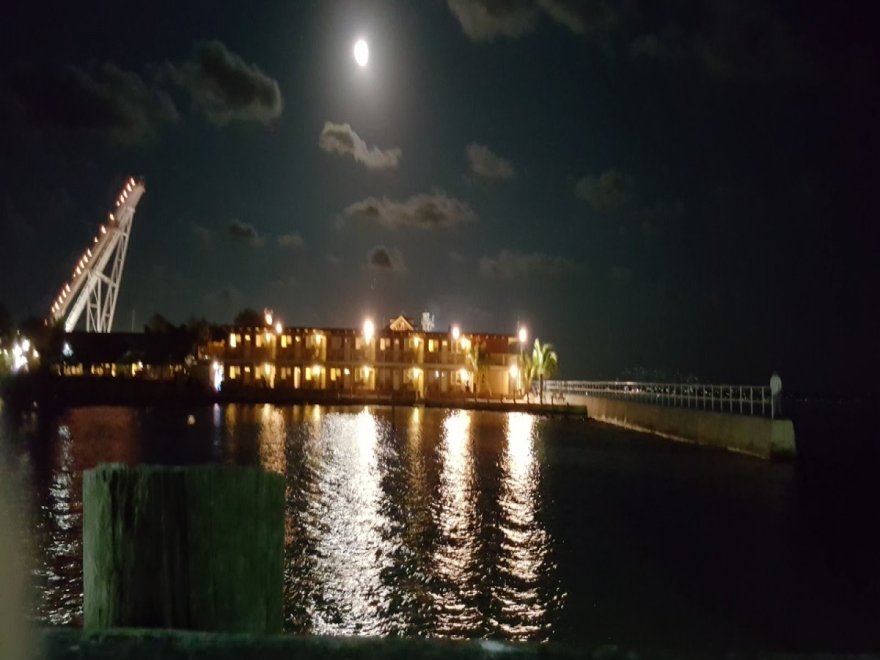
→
(214, 316, 526, 399)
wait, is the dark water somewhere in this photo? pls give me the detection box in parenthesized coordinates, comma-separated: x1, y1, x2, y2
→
(1, 403, 878, 650)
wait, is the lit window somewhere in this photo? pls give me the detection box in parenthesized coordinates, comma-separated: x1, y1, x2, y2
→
(244, 366, 251, 373)
(305, 367, 312, 381)
(428, 339, 436, 352)
(380, 338, 387, 350)
(229, 333, 237, 348)
(256, 334, 263, 348)
(280, 336, 287, 348)
(245, 334, 251, 342)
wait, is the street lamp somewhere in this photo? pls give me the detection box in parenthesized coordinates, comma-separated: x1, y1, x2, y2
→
(451, 325, 461, 341)
(518, 326, 528, 345)
(363, 318, 375, 342)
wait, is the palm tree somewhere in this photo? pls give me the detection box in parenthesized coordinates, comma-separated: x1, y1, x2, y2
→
(520, 352, 535, 403)
(531, 339, 558, 405)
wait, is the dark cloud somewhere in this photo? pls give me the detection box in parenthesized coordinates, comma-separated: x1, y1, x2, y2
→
(226, 220, 263, 245)
(191, 223, 213, 246)
(166, 40, 282, 125)
(276, 232, 304, 248)
(7, 62, 178, 145)
(466, 142, 516, 180)
(630, 0, 818, 82)
(271, 276, 297, 289)
(204, 285, 244, 308)
(447, 0, 537, 42)
(639, 200, 684, 241)
(630, 27, 687, 62)
(367, 246, 406, 274)
(344, 191, 477, 230)
(479, 249, 575, 279)
(574, 169, 631, 210)
(537, 0, 619, 36)
(447, 0, 620, 41)
(319, 122, 402, 170)
(449, 0, 816, 84)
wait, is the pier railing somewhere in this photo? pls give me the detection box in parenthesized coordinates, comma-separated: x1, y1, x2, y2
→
(543, 380, 779, 418)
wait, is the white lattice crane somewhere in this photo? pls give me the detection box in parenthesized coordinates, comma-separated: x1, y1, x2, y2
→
(48, 177, 144, 332)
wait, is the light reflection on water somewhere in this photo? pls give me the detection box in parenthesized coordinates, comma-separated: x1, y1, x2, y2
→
(10, 404, 562, 638)
(7, 402, 878, 648)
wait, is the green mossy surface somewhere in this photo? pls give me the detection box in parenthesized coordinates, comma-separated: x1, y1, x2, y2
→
(83, 465, 284, 634)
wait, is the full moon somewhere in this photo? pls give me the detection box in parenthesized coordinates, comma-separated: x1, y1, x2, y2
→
(353, 39, 369, 67)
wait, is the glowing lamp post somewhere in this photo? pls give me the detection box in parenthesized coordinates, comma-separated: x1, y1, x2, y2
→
(362, 319, 375, 390)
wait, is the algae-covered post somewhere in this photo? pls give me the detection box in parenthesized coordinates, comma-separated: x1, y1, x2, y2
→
(83, 464, 284, 633)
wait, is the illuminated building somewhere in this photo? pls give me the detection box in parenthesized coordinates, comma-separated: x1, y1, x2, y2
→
(216, 315, 523, 399)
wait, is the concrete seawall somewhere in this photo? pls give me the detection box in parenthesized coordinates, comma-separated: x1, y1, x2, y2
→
(567, 394, 796, 459)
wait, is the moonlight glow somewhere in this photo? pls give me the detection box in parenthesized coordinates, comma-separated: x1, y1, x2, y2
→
(353, 39, 369, 67)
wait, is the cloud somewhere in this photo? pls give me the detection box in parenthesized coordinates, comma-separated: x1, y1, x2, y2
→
(271, 276, 297, 289)
(204, 285, 244, 308)
(165, 40, 282, 125)
(8, 62, 178, 145)
(319, 122, 402, 170)
(367, 246, 406, 274)
(466, 143, 516, 180)
(639, 199, 684, 241)
(191, 223, 213, 246)
(226, 220, 263, 245)
(447, 0, 537, 41)
(344, 191, 477, 230)
(276, 232, 304, 248)
(479, 249, 575, 279)
(630, 27, 687, 62)
(575, 169, 631, 210)
(629, 1, 818, 83)
(446, 0, 619, 41)
(536, 0, 619, 36)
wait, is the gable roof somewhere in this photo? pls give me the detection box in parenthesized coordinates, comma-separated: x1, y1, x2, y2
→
(387, 315, 415, 332)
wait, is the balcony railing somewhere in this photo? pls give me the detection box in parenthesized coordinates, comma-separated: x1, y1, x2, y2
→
(544, 380, 779, 418)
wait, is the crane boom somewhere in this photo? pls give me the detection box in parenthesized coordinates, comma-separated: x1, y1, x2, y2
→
(48, 177, 144, 332)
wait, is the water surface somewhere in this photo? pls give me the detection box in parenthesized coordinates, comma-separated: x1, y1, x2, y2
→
(2, 403, 877, 649)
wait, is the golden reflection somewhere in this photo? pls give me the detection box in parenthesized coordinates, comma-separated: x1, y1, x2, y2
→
(433, 409, 480, 635)
(309, 408, 393, 635)
(496, 412, 552, 640)
(257, 405, 286, 474)
(407, 406, 422, 448)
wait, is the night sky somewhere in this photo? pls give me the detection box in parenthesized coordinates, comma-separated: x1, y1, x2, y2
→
(1, 0, 877, 392)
